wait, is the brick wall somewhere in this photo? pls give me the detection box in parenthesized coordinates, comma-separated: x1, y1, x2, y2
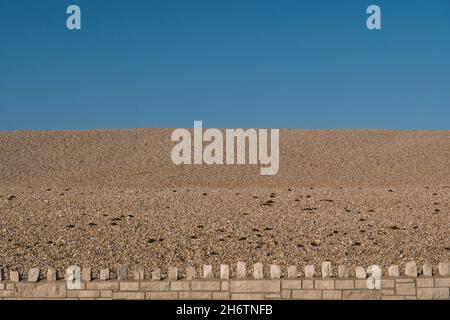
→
(1, 261, 449, 300)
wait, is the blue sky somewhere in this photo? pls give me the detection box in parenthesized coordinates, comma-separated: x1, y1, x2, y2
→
(0, 0, 449, 130)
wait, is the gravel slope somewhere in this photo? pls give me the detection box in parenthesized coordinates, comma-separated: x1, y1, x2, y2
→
(0, 129, 449, 278)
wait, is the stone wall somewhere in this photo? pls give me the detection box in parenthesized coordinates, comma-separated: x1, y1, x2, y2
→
(1, 261, 449, 300)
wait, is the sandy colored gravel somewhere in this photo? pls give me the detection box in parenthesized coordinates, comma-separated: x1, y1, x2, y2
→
(0, 129, 449, 278)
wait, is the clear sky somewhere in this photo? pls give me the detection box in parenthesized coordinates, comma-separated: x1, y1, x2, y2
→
(0, 0, 449, 130)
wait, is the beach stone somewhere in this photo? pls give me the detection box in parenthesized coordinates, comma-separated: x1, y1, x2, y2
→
(287, 265, 297, 278)
(47, 268, 57, 281)
(405, 261, 417, 277)
(186, 267, 196, 280)
(117, 265, 128, 280)
(237, 262, 246, 278)
(220, 265, 229, 279)
(203, 265, 213, 278)
(253, 263, 264, 279)
(422, 263, 433, 277)
(338, 265, 349, 278)
(355, 267, 366, 279)
(82, 268, 92, 282)
(28, 268, 39, 282)
(151, 268, 161, 281)
(100, 268, 110, 281)
(304, 265, 315, 278)
(438, 262, 450, 276)
(321, 261, 332, 278)
(388, 265, 399, 277)
(270, 265, 281, 279)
